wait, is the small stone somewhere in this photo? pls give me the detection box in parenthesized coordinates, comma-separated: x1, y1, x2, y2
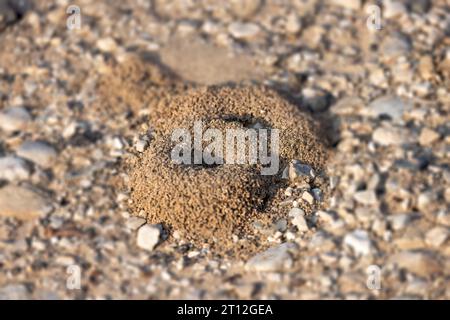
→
(301, 191, 315, 205)
(0, 156, 31, 181)
(288, 207, 305, 217)
(0, 284, 29, 300)
(388, 251, 442, 277)
(228, 22, 260, 39)
(125, 216, 147, 230)
(289, 161, 315, 181)
(389, 214, 413, 231)
(0, 185, 52, 220)
(330, 0, 361, 10)
(368, 95, 411, 122)
(245, 242, 297, 272)
(381, 33, 411, 59)
(16, 141, 57, 168)
(292, 214, 309, 232)
(425, 227, 448, 248)
(383, 0, 407, 18)
(343, 230, 373, 256)
(316, 210, 335, 224)
(353, 190, 377, 206)
(311, 188, 323, 202)
(419, 128, 440, 146)
(229, 0, 262, 18)
(405, 0, 431, 14)
(285, 13, 301, 33)
(0, 106, 31, 133)
(96, 37, 117, 52)
(135, 139, 148, 153)
(274, 218, 287, 232)
(136, 224, 161, 251)
(372, 126, 411, 146)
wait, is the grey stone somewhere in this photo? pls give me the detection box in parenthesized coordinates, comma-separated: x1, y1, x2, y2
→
(246, 243, 298, 272)
(381, 33, 411, 59)
(343, 230, 373, 256)
(289, 161, 315, 181)
(0, 284, 29, 300)
(0, 106, 31, 132)
(0, 156, 31, 181)
(368, 95, 411, 122)
(0, 185, 52, 220)
(372, 126, 412, 146)
(125, 216, 147, 230)
(228, 22, 260, 39)
(16, 141, 57, 168)
(353, 190, 377, 205)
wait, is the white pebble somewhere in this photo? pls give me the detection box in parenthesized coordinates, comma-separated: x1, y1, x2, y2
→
(343, 230, 373, 256)
(136, 224, 161, 251)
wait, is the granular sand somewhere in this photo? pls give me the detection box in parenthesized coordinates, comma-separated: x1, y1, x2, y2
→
(128, 85, 328, 257)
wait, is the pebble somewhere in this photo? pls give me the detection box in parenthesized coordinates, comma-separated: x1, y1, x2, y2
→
(367, 95, 411, 122)
(383, 0, 407, 18)
(302, 191, 315, 205)
(353, 190, 377, 206)
(372, 126, 411, 146)
(343, 230, 373, 256)
(389, 214, 413, 231)
(330, 0, 361, 10)
(0, 106, 31, 132)
(229, 0, 262, 18)
(0, 156, 31, 181)
(311, 188, 323, 202)
(405, 0, 431, 14)
(425, 227, 448, 248)
(288, 207, 305, 217)
(125, 216, 147, 230)
(292, 214, 309, 232)
(418, 128, 440, 146)
(388, 251, 441, 277)
(136, 224, 161, 251)
(289, 161, 315, 181)
(285, 14, 301, 34)
(0, 185, 52, 220)
(16, 141, 57, 168)
(228, 22, 260, 39)
(0, 284, 29, 300)
(96, 37, 118, 52)
(245, 242, 297, 272)
(135, 139, 148, 153)
(381, 33, 411, 59)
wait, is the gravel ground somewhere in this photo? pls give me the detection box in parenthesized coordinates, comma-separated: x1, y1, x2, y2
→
(0, 0, 449, 299)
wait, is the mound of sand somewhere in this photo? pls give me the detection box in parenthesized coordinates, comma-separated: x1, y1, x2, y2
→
(129, 85, 327, 255)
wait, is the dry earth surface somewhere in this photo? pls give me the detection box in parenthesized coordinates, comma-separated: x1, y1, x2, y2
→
(0, 0, 449, 299)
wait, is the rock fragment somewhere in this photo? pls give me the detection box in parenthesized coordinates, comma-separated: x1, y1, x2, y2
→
(0, 156, 31, 181)
(16, 141, 57, 168)
(0, 106, 31, 132)
(245, 243, 298, 272)
(0, 185, 52, 220)
(136, 224, 161, 251)
(343, 230, 373, 256)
